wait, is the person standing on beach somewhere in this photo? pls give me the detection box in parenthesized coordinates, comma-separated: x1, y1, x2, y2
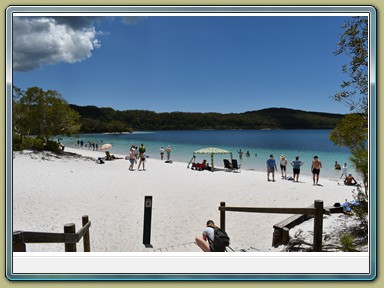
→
(129, 146, 136, 171)
(138, 143, 146, 170)
(266, 154, 278, 182)
(311, 156, 323, 185)
(237, 149, 243, 160)
(280, 154, 287, 179)
(340, 163, 348, 179)
(290, 156, 304, 182)
(166, 145, 171, 161)
(134, 146, 139, 160)
(160, 146, 165, 160)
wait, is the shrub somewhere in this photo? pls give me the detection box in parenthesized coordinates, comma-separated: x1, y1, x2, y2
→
(44, 140, 62, 154)
(18, 137, 45, 151)
(340, 234, 356, 252)
(12, 137, 62, 154)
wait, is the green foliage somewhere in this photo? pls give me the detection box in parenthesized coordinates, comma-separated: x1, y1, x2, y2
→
(13, 137, 44, 151)
(329, 113, 367, 149)
(340, 234, 356, 252)
(13, 86, 81, 144)
(350, 144, 369, 191)
(331, 16, 369, 193)
(333, 16, 368, 114)
(44, 140, 62, 154)
(351, 187, 368, 221)
(70, 105, 344, 132)
(13, 137, 62, 153)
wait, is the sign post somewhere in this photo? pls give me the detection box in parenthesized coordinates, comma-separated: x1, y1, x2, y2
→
(143, 196, 153, 247)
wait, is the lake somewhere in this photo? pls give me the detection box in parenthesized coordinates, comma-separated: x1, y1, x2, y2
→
(60, 130, 354, 179)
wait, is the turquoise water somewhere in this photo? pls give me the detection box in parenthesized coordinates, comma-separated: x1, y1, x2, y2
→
(60, 130, 354, 179)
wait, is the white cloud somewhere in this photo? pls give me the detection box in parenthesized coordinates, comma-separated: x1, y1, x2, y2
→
(13, 17, 101, 71)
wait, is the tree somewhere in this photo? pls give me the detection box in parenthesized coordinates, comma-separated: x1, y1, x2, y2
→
(330, 17, 369, 189)
(333, 16, 368, 115)
(13, 86, 81, 142)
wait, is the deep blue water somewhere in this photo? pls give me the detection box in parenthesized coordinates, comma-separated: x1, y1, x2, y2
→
(60, 130, 352, 179)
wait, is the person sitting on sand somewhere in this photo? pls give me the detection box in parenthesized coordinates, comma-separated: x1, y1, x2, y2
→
(344, 174, 358, 186)
(195, 220, 217, 252)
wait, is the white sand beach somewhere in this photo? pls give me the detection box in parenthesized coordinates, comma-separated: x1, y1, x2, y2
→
(12, 147, 363, 252)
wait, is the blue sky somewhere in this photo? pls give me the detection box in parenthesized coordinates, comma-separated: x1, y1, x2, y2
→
(13, 15, 353, 114)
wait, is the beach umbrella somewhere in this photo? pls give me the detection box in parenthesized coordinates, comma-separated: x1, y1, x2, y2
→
(191, 147, 232, 172)
(100, 143, 112, 150)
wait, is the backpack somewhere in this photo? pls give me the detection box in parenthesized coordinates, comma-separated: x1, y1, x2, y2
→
(210, 227, 230, 252)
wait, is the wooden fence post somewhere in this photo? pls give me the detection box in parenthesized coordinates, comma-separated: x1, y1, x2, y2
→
(82, 215, 90, 252)
(64, 223, 76, 252)
(220, 202, 226, 230)
(282, 227, 290, 245)
(313, 200, 324, 252)
(13, 231, 26, 252)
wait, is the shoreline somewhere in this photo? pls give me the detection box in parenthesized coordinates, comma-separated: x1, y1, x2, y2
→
(13, 147, 361, 252)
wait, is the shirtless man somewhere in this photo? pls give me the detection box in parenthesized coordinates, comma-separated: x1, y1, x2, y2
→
(344, 174, 358, 186)
(311, 156, 322, 186)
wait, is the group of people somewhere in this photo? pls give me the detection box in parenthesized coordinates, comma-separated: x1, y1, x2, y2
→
(237, 149, 257, 159)
(77, 139, 99, 151)
(128, 144, 147, 171)
(335, 161, 358, 186)
(266, 154, 323, 186)
(159, 145, 172, 161)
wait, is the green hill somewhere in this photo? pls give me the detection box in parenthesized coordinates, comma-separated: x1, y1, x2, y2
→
(69, 105, 344, 133)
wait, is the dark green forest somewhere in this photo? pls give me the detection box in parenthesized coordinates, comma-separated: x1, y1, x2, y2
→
(69, 105, 344, 133)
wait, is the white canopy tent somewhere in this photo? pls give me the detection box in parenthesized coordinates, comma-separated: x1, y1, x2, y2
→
(189, 147, 233, 172)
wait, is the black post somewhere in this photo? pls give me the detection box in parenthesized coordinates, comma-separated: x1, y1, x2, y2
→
(220, 202, 226, 231)
(64, 223, 76, 252)
(82, 215, 91, 252)
(313, 200, 324, 252)
(143, 196, 153, 247)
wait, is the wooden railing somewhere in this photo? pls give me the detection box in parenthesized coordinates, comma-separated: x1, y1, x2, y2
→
(13, 215, 91, 252)
(219, 201, 326, 252)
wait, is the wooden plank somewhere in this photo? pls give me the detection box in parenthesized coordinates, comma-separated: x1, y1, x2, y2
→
(273, 214, 311, 230)
(77, 221, 91, 241)
(219, 206, 317, 215)
(20, 231, 78, 243)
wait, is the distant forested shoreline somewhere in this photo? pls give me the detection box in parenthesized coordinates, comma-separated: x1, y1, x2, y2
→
(69, 105, 344, 133)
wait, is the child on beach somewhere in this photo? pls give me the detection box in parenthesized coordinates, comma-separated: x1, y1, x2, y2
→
(160, 146, 164, 160)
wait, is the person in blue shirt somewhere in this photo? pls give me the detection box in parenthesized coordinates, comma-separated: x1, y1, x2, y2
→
(290, 156, 304, 182)
(266, 154, 278, 182)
